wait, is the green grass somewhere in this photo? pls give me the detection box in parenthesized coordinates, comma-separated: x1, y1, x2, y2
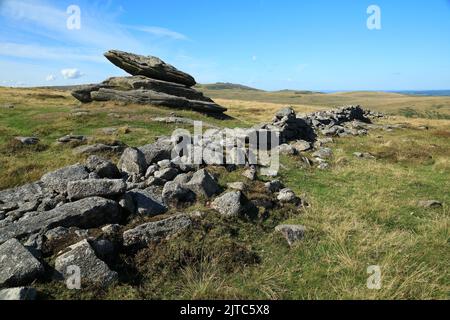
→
(1, 87, 449, 300)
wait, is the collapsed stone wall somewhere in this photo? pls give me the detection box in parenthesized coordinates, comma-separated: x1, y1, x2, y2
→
(0, 103, 385, 296)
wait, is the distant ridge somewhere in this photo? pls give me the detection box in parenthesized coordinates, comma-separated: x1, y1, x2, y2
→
(196, 82, 263, 91)
(274, 89, 324, 95)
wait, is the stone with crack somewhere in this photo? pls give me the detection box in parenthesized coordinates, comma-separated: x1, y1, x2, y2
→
(123, 214, 192, 249)
(0, 239, 44, 288)
(54, 239, 118, 287)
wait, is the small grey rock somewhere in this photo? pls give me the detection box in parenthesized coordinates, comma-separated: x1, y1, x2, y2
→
(154, 167, 179, 181)
(312, 147, 333, 160)
(85, 155, 121, 179)
(15, 137, 39, 145)
(277, 188, 297, 203)
(291, 140, 311, 152)
(275, 224, 306, 246)
(418, 200, 443, 209)
(211, 191, 243, 217)
(144, 165, 159, 178)
(277, 144, 298, 156)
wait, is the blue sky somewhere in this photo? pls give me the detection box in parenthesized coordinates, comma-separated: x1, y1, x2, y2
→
(1, 0, 449, 90)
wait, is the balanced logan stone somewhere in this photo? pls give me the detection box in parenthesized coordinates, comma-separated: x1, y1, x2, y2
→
(71, 50, 227, 114)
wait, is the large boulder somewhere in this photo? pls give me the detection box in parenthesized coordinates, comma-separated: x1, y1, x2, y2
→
(41, 164, 89, 194)
(127, 190, 167, 216)
(0, 197, 121, 244)
(138, 137, 173, 166)
(90, 88, 227, 114)
(123, 214, 192, 249)
(0, 182, 47, 204)
(211, 191, 244, 217)
(118, 147, 147, 176)
(71, 84, 104, 103)
(104, 50, 196, 87)
(54, 239, 118, 287)
(105, 76, 212, 102)
(0, 239, 44, 288)
(85, 155, 121, 179)
(185, 169, 220, 198)
(162, 181, 196, 206)
(67, 179, 126, 200)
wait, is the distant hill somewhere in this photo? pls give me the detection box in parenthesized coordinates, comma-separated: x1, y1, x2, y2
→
(196, 82, 263, 91)
(274, 89, 324, 95)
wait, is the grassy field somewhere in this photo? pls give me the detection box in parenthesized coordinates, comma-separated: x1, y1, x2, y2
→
(198, 86, 450, 120)
(0, 86, 449, 299)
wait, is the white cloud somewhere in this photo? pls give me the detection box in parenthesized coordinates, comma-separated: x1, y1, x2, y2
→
(252, 55, 257, 61)
(61, 68, 83, 79)
(45, 74, 56, 81)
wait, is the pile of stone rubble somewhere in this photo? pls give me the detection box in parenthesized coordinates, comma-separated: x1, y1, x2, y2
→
(71, 50, 227, 114)
(0, 104, 387, 298)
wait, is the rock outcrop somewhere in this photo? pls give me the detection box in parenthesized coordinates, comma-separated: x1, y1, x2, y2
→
(72, 50, 226, 114)
(104, 50, 196, 87)
(0, 197, 121, 243)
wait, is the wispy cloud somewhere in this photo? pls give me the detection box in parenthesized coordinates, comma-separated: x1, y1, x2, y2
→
(128, 26, 188, 40)
(45, 74, 56, 81)
(0, 0, 188, 61)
